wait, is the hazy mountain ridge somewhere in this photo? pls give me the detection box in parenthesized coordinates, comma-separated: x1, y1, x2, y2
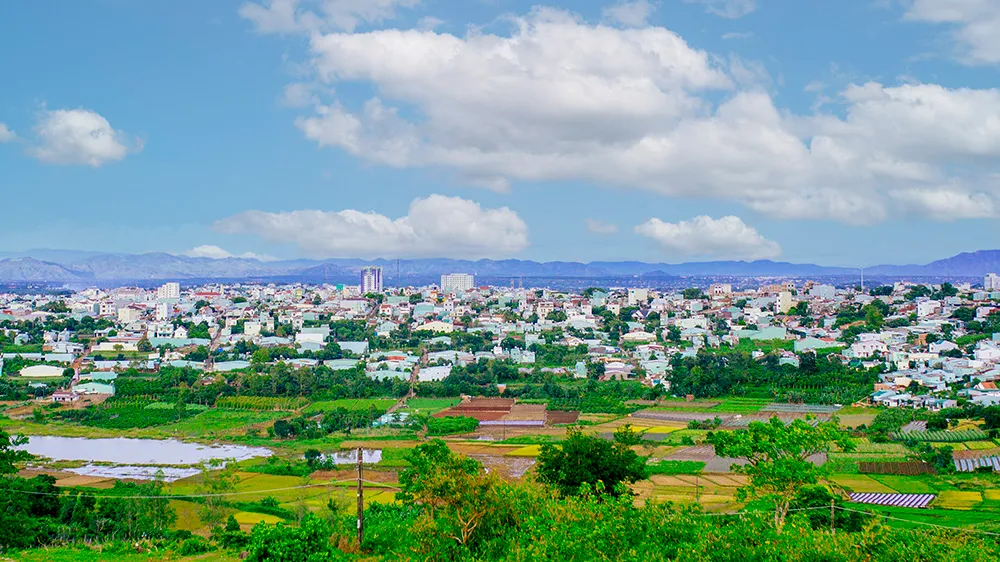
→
(0, 249, 997, 283)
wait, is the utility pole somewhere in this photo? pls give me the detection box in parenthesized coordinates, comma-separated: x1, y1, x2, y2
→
(356, 447, 364, 547)
(830, 499, 835, 535)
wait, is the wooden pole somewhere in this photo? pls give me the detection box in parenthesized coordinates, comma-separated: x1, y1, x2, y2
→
(830, 499, 835, 535)
(357, 447, 364, 548)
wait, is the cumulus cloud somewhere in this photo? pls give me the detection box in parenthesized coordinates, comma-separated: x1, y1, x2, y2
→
(0, 123, 14, 142)
(602, 0, 655, 27)
(184, 245, 276, 261)
(889, 188, 1000, 220)
(240, 0, 418, 34)
(214, 195, 529, 259)
(585, 218, 619, 234)
(634, 215, 781, 260)
(905, 0, 1000, 65)
(263, 6, 1000, 225)
(31, 109, 138, 166)
(684, 0, 756, 19)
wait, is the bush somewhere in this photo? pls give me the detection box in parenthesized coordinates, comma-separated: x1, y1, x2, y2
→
(178, 536, 212, 555)
(426, 416, 480, 436)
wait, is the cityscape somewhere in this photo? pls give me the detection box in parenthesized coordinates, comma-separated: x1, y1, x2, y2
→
(5, 0, 1000, 560)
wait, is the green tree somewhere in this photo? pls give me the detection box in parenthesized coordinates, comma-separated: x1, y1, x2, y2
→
(245, 514, 335, 562)
(198, 464, 241, 528)
(137, 337, 153, 352)
(251, 348, 270, 364)
(398, 440, 503, 548)
(0, 429, 30, 475)
(536, 428, 648, 497)
(708, 416, 852, 532)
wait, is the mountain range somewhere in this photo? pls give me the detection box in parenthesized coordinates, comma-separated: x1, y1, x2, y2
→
(0, 249, 999, 285)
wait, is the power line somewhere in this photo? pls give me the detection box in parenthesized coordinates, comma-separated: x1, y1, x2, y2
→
(835, 506, 1000, 537)
(4, 479, 359, 500)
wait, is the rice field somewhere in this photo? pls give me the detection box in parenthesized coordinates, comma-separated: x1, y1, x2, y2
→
(934, 491, 983, 510)
(506, 445, 543, 457)
(401, 398, 460, 413)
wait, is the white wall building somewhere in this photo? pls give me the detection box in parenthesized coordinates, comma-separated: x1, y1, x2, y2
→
(361, 266, 383, 294)
(157, 282, 180, 300)
(628, 288, 649, 306)
(986, 273, 1000, 291)
(441, 273, 475, 293)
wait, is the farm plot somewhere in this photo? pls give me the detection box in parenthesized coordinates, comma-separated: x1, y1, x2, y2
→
(868, 475, 936, 494)
(934, 491, 983, 510)
(304, 399, 396, 414)
(830, 475, 896, 493)
(849, 493, 935, 508)
(954, 456, 1000, 472)
(857, 461, 935, 475)
(891, 429, 989, 442)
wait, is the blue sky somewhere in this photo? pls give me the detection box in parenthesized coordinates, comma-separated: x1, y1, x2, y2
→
(2, 0, 1000, 266)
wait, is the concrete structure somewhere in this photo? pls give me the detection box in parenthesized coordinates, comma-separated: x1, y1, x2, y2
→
(361, 266, 383, 294)
(777, 291, 793, 314)
(157, 282, 180, 300)
(628, 288, 649, 306)
(440, 273, 474, 293)
(986, 273, 1000, 291)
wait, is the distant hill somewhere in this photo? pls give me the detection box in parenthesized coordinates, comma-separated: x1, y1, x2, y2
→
(0, 249, 992, 283)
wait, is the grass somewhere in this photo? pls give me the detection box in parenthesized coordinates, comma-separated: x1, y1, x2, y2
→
(4, 548, 239, 562)
(401, 398, 460, 414)
(868, 475, 936, 494)
(829, 474, 896, 493)
(647, 460, 705, 475)
(646, 397, 770, 415)
(846, 503, 1000, 530)
(304, 399, 396, 414)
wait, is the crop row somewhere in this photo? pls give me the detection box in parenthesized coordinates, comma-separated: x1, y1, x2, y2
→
(890, 429, 989, 442)
(215, 396, 308, 411)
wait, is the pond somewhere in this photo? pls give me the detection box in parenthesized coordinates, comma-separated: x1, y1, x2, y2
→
(322, 449, 382, 465)
(16, 436, 273, 480)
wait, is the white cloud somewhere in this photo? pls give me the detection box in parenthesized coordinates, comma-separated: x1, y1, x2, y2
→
(889, 188, 1000, 220)
(31, 109, 137, 166)
(281, 82, 319, 107)
(721, 31, 753, 40)
(240, 0, 419, 34)
(184, 245, 276, 261)
(417, 16, 444, 31)
(585, 218, 619, 234)
(684, 0, 756, 19)
(634, 215, 781, 260)
(269, 7, 1000, 225)
(602, 0, 655, 27)
(0, 123, 14, 142)
(905, 0, 1000, 65)
(214, 195, 529, 259)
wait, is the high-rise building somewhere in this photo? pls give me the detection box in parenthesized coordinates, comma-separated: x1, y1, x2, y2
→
(986, 273, 1000, 291)
(440, 273, 474, 293)
(156, 282, 180, 300)
(361, 266, 383, 294)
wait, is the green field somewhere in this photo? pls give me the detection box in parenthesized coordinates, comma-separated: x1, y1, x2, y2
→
(401, 397, 460, 413)
(646, 397, 771, 414)
(304, 398, 397, 414)
(845, 503, 1000, 530)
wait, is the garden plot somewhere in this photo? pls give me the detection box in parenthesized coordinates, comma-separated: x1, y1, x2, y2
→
(954, 456, 1000, 472)
(849, 493, 935, 508)
(830, 475, 896, 493)
(891, 429, 989, 442)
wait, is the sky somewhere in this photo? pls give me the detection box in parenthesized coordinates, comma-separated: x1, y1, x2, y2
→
(2, 0, 1000, 266)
